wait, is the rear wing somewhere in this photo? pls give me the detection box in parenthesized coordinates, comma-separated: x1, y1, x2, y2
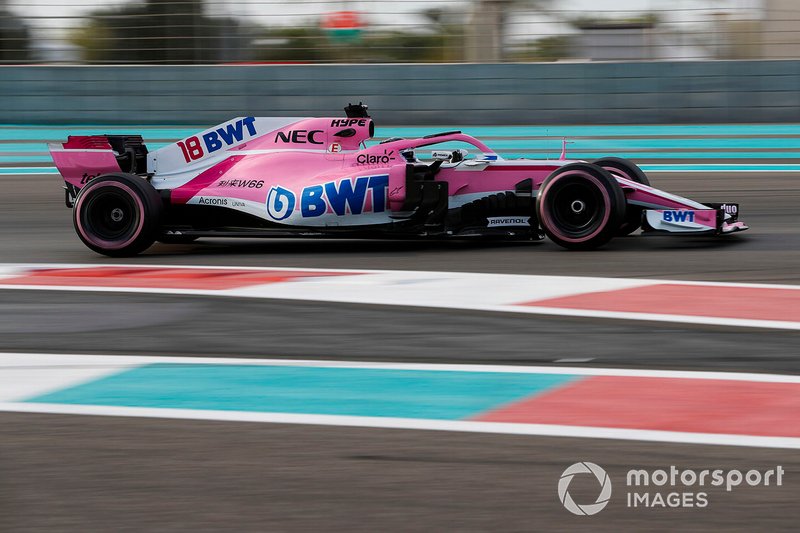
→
(48, 135, 148, 207)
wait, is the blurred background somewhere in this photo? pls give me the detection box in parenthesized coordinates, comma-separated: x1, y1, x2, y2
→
(0, 0, 790, 64)
(2, 1, 800, 125)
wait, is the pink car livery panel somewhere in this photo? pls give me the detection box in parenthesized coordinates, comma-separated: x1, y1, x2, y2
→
(48, 103, 747, 257)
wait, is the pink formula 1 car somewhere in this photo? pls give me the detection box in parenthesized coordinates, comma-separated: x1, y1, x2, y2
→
(49, 104, 747, 257)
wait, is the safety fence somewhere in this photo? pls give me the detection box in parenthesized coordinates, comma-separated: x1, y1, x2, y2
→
(0, 2, 785, 64)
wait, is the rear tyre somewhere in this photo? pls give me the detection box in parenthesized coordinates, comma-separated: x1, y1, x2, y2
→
(593, 157, 649, 236)
(73, 173, 162, 257)
(536, 163, 626, 250)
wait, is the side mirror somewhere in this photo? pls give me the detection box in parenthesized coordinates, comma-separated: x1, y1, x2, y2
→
(451, 149, 468, 163)
(430, 149, 469, 162)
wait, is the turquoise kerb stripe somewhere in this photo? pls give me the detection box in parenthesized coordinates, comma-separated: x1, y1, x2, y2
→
(0, 155, 52, 163)
(26, 363, 578, 420)
(0, 167, 58, 174)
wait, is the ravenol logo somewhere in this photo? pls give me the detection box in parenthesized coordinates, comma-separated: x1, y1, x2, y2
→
(558, 462, 612, 516)
(266, 175, 389, 221)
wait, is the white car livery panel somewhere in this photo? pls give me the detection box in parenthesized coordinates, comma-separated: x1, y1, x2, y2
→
(148, 117, 306, 180)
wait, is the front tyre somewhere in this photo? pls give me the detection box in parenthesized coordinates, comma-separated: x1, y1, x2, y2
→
(73, 173, 162, 257)
(593, 157, 649, 236)
(536, 163, 625, 250)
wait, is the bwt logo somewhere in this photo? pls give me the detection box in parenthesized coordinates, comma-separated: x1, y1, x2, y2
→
(177, 117, 256, 163)
(203, 117, 257, 153)
(558, 462, 612, 516)
(663, 210, 695, 223)
(266, 175, 389, 221)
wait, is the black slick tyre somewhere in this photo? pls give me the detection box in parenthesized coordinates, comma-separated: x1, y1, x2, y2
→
(536, 163, 626, 250)
(73, 173, 162, 257)
(593, 157, 649, 236)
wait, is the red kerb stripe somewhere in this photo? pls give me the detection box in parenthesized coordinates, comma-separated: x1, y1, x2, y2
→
(520, 283, 800, 323)
(475, 376, 800, 438)
(1, 267, 356, 290)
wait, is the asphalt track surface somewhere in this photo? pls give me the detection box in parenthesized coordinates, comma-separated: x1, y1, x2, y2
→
(1, 172, 800, 531)
(3, 172, 800, 283)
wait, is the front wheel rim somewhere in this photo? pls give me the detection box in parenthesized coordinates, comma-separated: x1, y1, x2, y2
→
(549, 180, 605, 236)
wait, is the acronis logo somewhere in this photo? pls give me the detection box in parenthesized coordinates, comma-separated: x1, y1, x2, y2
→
(266, 175, 389, 221)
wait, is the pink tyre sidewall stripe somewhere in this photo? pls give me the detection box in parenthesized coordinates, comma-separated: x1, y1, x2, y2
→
(74, 181, 146, 250)
(539, 171, 612, 243)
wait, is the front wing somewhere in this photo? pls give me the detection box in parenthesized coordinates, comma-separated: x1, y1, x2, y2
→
(642, 203, 748, 235)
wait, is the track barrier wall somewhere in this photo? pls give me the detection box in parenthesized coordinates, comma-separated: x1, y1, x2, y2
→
(2, 61, 800, 125)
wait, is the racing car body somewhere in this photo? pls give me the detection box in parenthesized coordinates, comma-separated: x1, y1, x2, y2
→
(49, 104, 747, 256)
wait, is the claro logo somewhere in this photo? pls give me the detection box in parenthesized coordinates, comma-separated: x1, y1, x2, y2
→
(274, 130, 324, 145)
(356, 150, 395, 165)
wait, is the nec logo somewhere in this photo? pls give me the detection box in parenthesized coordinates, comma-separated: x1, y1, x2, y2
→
(663, 210, 695, 223)
(275, 130, 324, 145)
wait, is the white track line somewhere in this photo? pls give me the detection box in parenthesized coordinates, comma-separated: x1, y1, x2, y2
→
(1, 263, 799, 330)
(1, 402, 798, 450)
(2, 352, 800, 383)
(3, 262, 800, 289)
(1, 353, 800, 449)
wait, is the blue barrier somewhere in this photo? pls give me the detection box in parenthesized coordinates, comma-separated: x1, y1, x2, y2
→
(5, 123, 800, 174)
